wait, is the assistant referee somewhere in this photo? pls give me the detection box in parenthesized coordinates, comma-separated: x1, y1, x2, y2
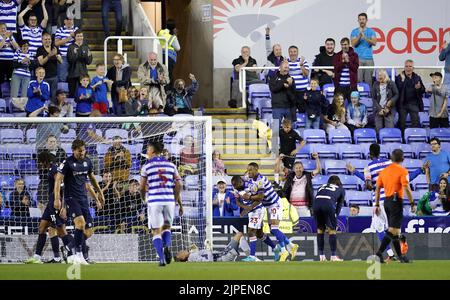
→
(374, 149, 415, 263)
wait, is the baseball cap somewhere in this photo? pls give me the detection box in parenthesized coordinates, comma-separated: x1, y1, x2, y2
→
(216, 178, 226, 185)
(350, 91, 360, 98)
(430, 71, 443, 78)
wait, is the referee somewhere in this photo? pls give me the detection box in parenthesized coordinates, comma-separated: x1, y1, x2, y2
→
(374, 149, 415, 263)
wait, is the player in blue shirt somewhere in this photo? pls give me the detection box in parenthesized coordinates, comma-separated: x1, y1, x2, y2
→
(54, 139, 104, 265)
(140, 141, 183, 266)
(313, 175, 345, 261)
(24, 151, 75, 264)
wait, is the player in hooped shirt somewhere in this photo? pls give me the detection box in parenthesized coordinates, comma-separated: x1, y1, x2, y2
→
(140, 141, 183, 267)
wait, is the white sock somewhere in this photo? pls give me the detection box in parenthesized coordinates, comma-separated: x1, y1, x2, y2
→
(274, 173, 280, 184)
(239, 236, 250, 256)
(54, 257, 62, 262)
(286, 243, 293, 252)
(33, 254, 41, 260)
(281, 247, 288, 253)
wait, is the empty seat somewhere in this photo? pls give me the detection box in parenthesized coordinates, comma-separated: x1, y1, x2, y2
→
(328, 128, 352, 144)
(296, 113, 306, 128)
(130, 158, 141, 174)
(60, 129, 76, 143)
(0, 98, 6, 113)
(295, 143, 311, 160)
(411, 142, 431, 159)
(104, 128, 129, 141)
(26, 128, 37, 144)
(323, 159, 347, 174)
(311, 144, 338, 159)
(386, 143, 414, 158)
(345, 159, 370, 173)
(379, 128, 402, 144)
(411, 174, 428, 191)
(338, 174, 362, 190)
(303, 129, 326, 143)
(422, 97, 430, 113)
(0, 128, 24, 143)
(430, 128, 450, 143)
(248, 84, 271, 116)
(402, 159, 422, 172)
(345, 190, 372, 206)
(359, 97, 373, 113)
(96, 144, 110, 158)
(312, 175, 330, 190)
(354, 128, 377, 144)
(299, 159, 318, 172)
(24, 175, 39, 190)
(60, 143, 73, 155)
(0, 175, 19, 191)
(17, 159, 38, 175)
(0, 159, 16, 174)
(338, 144, 363, 159)
(6, 144, 34, 159)
(419, 112, 429, 127)
(57, 82, 69, 92)
(357, 82, 371, 98)
(404, 128, 428, 143)
(323, 83, 335, 99)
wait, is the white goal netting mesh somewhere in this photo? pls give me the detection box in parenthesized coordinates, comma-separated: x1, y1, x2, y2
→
(0, 116, 212, 262)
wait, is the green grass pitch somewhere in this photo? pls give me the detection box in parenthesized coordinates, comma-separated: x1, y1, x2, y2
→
(1, 260, 450, 280)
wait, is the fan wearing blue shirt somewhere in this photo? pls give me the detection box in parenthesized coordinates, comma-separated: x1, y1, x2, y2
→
(25, 67, 50, 116)
(350, 13, 377, 86)
(75, 74, 94, 117)
(213, 179, 238, 217)
(425, 137, 450, 184)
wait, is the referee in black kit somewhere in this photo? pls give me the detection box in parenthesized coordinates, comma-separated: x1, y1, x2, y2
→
(374, 149, 415, 263)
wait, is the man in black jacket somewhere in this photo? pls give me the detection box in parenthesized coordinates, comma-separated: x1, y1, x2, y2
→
(395, 59, 425, 132)
(269, 61, 296, 125)
(67, 30, 92, 98)
(312, 38, 336, 88)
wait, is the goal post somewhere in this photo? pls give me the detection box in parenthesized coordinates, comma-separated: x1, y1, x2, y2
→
(0, 116, 213, 263)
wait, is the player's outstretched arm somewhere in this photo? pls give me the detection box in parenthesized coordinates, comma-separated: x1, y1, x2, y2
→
(88, 173, 104, 206)
(175, 180, 183, 216)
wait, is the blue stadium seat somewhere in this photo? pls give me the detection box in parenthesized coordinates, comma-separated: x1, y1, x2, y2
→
(422, 97, 430, 113)
(24, 175, 39, 190)
(0, 159, 16, 174)
(323, 83, 335, 99)
(402, 191, 421, 205)
(430, 128, 450, 143)
(404, 128, 428, 143)
(411, 174, 428, 191)
(57, 82, 69, 92)
(7, 144, 34, 159)
(411, 143, 431, 159)
(60, 143, 73, 156)
(419, 112, 430, 127)
(345, 159, 370, 173)
(354, 128, 377, 144)
(96, 144, 109, 158)
(328, 128, 352, 144)
(311, 144, 338, 159)
(295, 143, 311, 159)
(248, 84, 271, 117)
(303, 129, 326, 143)
(130, 158, 141, 174)
(89, 207, 96, 218)
(338, 175, 362, 191)
(323, 159, 347, 174)
(26, 128, 37, 144)
(386, 143, 414, 158)
(60, 129, 77, 143)
(345, 190, 372, 206)
(300, 159, 317, 172)
(338, 144, 363, 159)
(402, 159, 422, 172)
(379, 128, 402, 144)
(104, 128, 128, 141)
(0, 175, 19, 191)
(312, 175, 330, 190)
(17, 159, 38, 175)
(296, 113, 306, 128)
(0, 98, 6, 113)
(0, 128, 24, 143)
(359, 97, 373, 114)
(357, 82, 371, 98)
(0, 207, 12, 217)
(441, 142, 450, 153)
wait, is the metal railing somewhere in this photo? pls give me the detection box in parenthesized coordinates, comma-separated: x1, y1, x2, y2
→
(239, 65, 446, 109)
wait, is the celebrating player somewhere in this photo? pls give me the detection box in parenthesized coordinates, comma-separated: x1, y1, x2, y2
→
(24, 151, 75, 264)
(140, 141, 183, 267)
(313, 175, 345, 262)
(54, 139, 105, 265)
(175, 232, 250, 262)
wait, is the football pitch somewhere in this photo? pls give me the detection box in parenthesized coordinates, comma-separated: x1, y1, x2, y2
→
(1, 260, 450, 280)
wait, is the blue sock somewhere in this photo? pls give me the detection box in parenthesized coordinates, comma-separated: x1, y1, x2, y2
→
(317, 233, 325, 255)
(74, 229, 84, 253)
(260, 235, 275, 249)
(161, 230, 171, 248)
(284, 236, 291, 246)
(249, 237, 257, 256)
(329, 234, 337, 256)
(35, 233, 47, 256)
(152, 235, 165, 263)
(270, 228, 286, 248)
(50, 236, 60, 258)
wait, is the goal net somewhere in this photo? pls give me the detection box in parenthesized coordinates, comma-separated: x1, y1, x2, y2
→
(0, 116, 213, 263)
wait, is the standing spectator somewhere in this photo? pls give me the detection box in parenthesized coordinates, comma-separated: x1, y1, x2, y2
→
(25, 66, 49, 116)
(67, 29, 92, 98)
(303, 78, 328, 129)
(0, 22, 18, 97)
(101, 0, 122, 38)
(55, 15, 78, 82)
(212, 150, 226, 176)
(104, 136, 132, 184)
(35, 105, 69, 148)
(9, 178, 32, 217)
(0, 0, 22, 33)
(324, 93, 348, 134)
(231, 46, 262, 102)
(345, 91, 368, 135)
(165, 73, 198, 116)
(74, 74, 93, 117)
(425, 138, 450, 185)
(11, 40, 31, 98)
(137, 52, 169, 112)
(269, 60, 296, 124)
(372, 69, 399, 132)
(124, 86, 142, 116)
(157, 19, 180, 86)
(350, 13, 377, 86)
(312, 38, 336, 88)
(213, 179, 238, 217)
(36, 32, 62, 104)
(279, 118, 306, 169)
(395, 59, 425, 132)
(118, 179, 145, 230)
(106, 53, 131, 116)
(333, 37, 359, 102)
(91, 63, 113, 115)
(97, 171, 121, 218)
(54, 89, 73, 117)
(264, 27, 283, 80)
(287, 45, 309, 113)
(282, 154, 321, 217)
(18, 2, 48, 58)
(426, 72, 449, 128)
(38, 134, 66, 161)
(439, 40, 450, 91)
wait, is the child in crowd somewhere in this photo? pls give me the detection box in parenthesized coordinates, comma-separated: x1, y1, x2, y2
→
(303, 78, 328, 129)
(91, 63, 113, 115)
(75, 74, 94, 117)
